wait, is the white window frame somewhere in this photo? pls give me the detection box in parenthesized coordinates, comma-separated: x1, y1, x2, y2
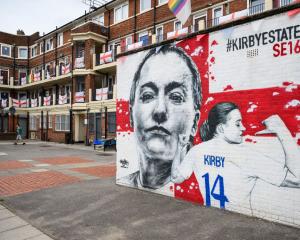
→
(212, 6, 223, 19)
(212, 6, 223, 26)
(158, 0, 168, 5)
(174, 21, 182, 31)
(140, 0, 151, 12)
(138, 31, 148, 41)
(156, 25, 164, 41)
(57, 33, 63, 47)
(30, 45, 38, 58)
(193, 12, 207, 31)
(114, 2, 129, 23)
(40, 114, 52, 129)
(125, 35, 133, 46)
(30, 116, 37, 131)
(45, 38, 53, 52)
(18, 46, 28, 59)
(40, 42, 44, 54)
(55, 115, 70, 132)
(280, 0, 292, 7)
(1, 44, 11, 57)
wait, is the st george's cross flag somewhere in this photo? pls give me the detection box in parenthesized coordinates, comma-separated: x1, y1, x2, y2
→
(168, 0, 191, 25)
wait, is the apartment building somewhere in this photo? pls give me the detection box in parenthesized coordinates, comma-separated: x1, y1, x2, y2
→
(0, 0, 295, 144)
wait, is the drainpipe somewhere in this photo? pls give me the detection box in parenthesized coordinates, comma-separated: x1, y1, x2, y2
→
(153, 0, 157, 33)
(105, 5, 111, 51)
(134, 0, 137, 42)
(70, 43, 74, 143)
(85, 108, 90, 146)
(41, 110, 44, 140)
(13, 44, 16, 85)
(43, 39, 46, 75)
(104, 106, 107, 139)
(55, 28, 58, 76)
(46, 111, 49, 141)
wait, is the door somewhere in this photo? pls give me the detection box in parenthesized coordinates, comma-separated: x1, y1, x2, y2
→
(18, 115, 28, 139)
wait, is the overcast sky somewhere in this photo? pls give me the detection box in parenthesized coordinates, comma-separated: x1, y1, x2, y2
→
(0, 0, 91, 36)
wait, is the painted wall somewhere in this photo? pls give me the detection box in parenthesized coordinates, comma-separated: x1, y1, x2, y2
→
(116, 10, 300, 227)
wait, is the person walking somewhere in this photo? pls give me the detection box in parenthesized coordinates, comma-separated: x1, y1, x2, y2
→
(15, 123, 25, 145)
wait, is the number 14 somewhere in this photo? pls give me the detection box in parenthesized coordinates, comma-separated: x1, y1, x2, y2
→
(202, 173, 229, 208)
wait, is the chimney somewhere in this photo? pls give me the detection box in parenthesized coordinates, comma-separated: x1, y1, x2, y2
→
(16, 29, 25, 35)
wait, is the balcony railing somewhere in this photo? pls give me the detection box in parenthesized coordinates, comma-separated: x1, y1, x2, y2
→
(281, 0, 293, 7)
(249, 3, 265, 16)
(0, 98, 8, 108)
(74, 57, 85, 69)
(12, 98, 28, 108)
(93, 86, 114, 101)
(75, 91, 85, 103)
(95, 50, 116, 67)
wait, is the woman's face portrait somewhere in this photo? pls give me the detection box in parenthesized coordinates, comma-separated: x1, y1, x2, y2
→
(131, 52, 196, 161)
(222, 109, 245, 144)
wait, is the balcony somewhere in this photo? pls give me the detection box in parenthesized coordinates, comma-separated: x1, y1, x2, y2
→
(71, 21, 108, 43)
(74, 57, 85, 69)
(0, 75, 9, 86)
(74, 91, 85, 103)
(92, 86, 115, 102)
(93, 50, 117, 73)
(249, 3, 265, 15)
(281, 0, 293, 7)
(12, 98, 28, 108)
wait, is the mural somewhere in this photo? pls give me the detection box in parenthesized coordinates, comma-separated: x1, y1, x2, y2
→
(116, 10, 300, 226)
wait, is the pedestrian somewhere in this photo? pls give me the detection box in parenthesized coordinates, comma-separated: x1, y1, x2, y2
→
(15, 123, 25, 145)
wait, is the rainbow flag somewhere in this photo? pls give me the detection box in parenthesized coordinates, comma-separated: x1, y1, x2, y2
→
(168, 0, 191, 25)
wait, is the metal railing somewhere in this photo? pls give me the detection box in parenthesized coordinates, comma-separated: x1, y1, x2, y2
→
(281, 0, 293, 7)
(249, 3, 265, 16)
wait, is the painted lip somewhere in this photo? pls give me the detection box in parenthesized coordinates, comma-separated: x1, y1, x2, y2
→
(145, 126, 171, 136)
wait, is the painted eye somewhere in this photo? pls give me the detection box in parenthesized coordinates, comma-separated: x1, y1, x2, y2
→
(140, 93, 154, 102)
(169, 92, 184, 104)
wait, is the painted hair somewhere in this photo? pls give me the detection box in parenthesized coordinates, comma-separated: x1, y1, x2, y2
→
(129, 44, 202, 113)
(200, 102, 239, 142)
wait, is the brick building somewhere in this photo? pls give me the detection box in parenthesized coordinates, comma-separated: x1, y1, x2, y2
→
(0, 0, 295, 144)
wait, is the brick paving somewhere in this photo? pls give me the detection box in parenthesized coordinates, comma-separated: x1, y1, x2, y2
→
(0, 171, 80, 197)
(35, 156, 94, 165)
(71, 165, 116, 178)
(0, 161, 32, 170)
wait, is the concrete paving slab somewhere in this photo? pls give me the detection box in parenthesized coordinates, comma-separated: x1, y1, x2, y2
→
(0, 216, 28, 232)
(0, 209, 15, 220)
(0, 225, 43, 240)
(27, 234, 54, 240)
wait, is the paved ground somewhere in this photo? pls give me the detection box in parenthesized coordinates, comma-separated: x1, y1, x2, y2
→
(0, 141, 300, 240)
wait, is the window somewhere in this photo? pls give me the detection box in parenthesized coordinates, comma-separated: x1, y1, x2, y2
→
(156, 26, 163, 42)
(45, 38, 53, 51)
(140, 0, 151, 12)
(40, 42, 44, 54)
(45, 61, 56, 78)
(213, 7, 223, 26)
(30, 116, 37, 130)
(55, 115, 70, 131)
(194, 15, 206, 32)
(125, 36, 132, 47)
(114, 3, 128, 23)
(158, 0, 168, 4)
(0, 69, 9, 85)
(40, 115, 52, 129)
(57, 33, 63, 47)
(174, 21, 182, 31)
(249, 0, 264, 15)
(99, 15, 104, 25)
(280, 0, 292, 6)
(108, 112, 116, 133)
(18, 47, 28, 59)
(76, 77, 85, 92)
(1, 44, 11, 57)
(31, 45, 38, 57)
(139, 31, 149, 46)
